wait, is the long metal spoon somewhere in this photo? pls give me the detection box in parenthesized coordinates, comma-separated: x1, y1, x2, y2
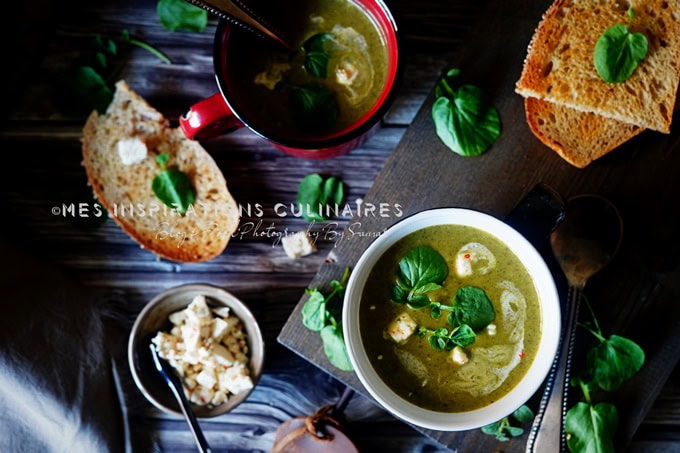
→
(184, 0, 293, 49)
(526, 194, 623, 453)
(149, 342, 213, 453)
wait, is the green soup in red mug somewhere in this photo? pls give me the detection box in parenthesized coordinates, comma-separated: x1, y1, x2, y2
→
(180, 0, 401, 159)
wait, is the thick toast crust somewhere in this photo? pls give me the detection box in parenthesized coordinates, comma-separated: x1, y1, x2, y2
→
(524, 97, 643, 167)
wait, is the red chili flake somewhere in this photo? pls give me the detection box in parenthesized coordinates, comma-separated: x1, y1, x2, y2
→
(200, 396, 205, 403)
(464, 253, 471, 259)
(519, 351, 526, 359)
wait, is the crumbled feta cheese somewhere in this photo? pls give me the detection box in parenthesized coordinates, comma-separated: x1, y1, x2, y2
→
(152, 294, 254, 407)
(116, 138, 147, 165)
(487, 323, 497, 336)
(386, 312, 417, 343)
(282, 231, 317, 258)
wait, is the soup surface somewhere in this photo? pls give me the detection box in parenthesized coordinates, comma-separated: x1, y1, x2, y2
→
(227, 0, 388, 138)
(359, 224, 542, 412)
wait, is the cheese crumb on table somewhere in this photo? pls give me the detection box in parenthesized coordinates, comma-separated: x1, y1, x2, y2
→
(281, 231, 317, 258)
(152, 295, 254, 407)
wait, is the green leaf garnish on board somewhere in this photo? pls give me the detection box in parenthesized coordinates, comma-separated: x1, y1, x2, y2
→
(431, 68, 501, 156)
(481, 405, 535, 442)
(594, 8, 648, 83)
(151, 153, 196, 214)
(301, 268, 353, 371)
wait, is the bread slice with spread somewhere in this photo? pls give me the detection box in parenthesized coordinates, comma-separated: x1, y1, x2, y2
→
(82, 81, 240, 262)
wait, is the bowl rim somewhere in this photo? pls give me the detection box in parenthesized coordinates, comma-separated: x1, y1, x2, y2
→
(127, 283, 265, 418)
(342, 207, 561, 431)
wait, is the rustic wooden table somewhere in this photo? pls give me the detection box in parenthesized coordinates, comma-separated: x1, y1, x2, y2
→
(1, 0, 679, 451)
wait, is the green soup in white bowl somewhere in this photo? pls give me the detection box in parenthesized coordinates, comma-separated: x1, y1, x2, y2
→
(343, 208, 560, 431)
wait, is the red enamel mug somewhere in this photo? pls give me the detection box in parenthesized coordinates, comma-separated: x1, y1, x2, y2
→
(179, 0, 401, 159)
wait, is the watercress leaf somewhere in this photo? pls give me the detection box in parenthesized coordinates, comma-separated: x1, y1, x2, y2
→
(587, 334, 645, 392)
(320, 324, 353, 371)
(506, 426, 524, 437)
(398, 246, 449, 289)
(157, 0, 208, 32)
(290, 83, 338, 132)
(301, 289, 326, 331)
(303, 33, 333, 78)
(565, 402, 618, 453)
(156, 153, 170, 168)
(413, 282, 442, 294)
(428, 335, 444, 351)
(396, 274, 410, 290)
(432, 82, 501, 157)
(296, 173, 324, 221)
(431, 305, 442, 319)
(435, 327, 448, 336)
(71, 66, 114, 114)
(416, 327, 427, 338)
(451, 286, 496, 331)
(481, 421, 501, 436)
(512, 404, 535, 424)
(322, 176, 345, 206)
(594, 15, 648, 83)
(450, 323, 476, 348)
(435, 68, 461, 99)
(151, 168, 196, 214)
(390, 285, 407, 304)
(447, 312, 458, 329)
(407, 294, 431, 309)
(496, 433, 510, 442)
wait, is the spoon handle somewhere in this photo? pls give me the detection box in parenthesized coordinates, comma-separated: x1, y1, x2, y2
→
(526, 285, 582, 453)
(167, 381, 213, 453)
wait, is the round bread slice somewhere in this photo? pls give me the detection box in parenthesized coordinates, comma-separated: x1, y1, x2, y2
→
(525, 97, 644, 168)
(82, 81, 240, 262)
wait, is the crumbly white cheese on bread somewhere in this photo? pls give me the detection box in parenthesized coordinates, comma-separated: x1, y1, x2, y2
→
(116, 137, 147, 165)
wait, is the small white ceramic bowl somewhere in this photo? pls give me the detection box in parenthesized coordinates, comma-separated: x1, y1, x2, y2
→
(343, 208, 560, 431)
(128, 284, 264, 418)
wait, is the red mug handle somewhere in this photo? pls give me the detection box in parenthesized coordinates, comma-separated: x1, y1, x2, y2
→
(179, 93, 244, 140)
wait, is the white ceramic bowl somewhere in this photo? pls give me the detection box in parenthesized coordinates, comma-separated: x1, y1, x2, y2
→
(128, 284, 265, 418)
(343, 208, 560, 431)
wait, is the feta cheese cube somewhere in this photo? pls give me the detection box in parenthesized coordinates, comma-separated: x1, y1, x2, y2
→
(451, 346, 469, 365)
(212, 317, 230, 342)
(212, 344, 235, 367)
(212, 306, 231, 319)
(168, 310, 187, 326)
(386, 313, 417, 343)
(282, 231, 317, 259)
(116, 138, 147, 165)
(487, 323, 497, 336)
(196, 369, 217, 389)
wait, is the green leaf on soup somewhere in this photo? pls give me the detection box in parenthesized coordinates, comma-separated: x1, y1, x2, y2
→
(301, 289, 327, 331)
(594, 8, 648, 83)
(414, 282, 443, 294)
(320, 324, 353, 371)
(587, 334, 645, 392)
(429, 335, 446, 351)
(391, 285, 407, 304)
(303, 32, 333, 78)
(157, 0, 208, 32)
(450, 324, 476, 348)
(450, 286, 496, 331)
(565, 402, 618, 453)
(290, 83, 339, 132)
(398, 246, 449, 290)
(431, 68, 501, 156)
(151, 154, 196, 215)
(407, 294, 431, 309)
(430, 303, 442, 319)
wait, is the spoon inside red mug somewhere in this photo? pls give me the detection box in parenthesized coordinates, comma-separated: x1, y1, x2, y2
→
(185, 0, 293, 49)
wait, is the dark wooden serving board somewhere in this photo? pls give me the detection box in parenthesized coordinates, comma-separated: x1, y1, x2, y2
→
(278, 0, 680, 450)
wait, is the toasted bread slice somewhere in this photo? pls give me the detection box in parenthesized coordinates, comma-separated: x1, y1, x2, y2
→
(82, 81, 240, 262)
(516, 0, 680, 133)
(525, 97, 643, 167)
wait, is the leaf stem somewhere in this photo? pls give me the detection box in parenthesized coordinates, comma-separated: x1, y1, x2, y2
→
(577, 321, 607, 343)
(127, 37, 172, 64)
(578, 378, 592, 404)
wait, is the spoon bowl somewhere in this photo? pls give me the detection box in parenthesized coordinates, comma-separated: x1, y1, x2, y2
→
(526, 194, 623, 453)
